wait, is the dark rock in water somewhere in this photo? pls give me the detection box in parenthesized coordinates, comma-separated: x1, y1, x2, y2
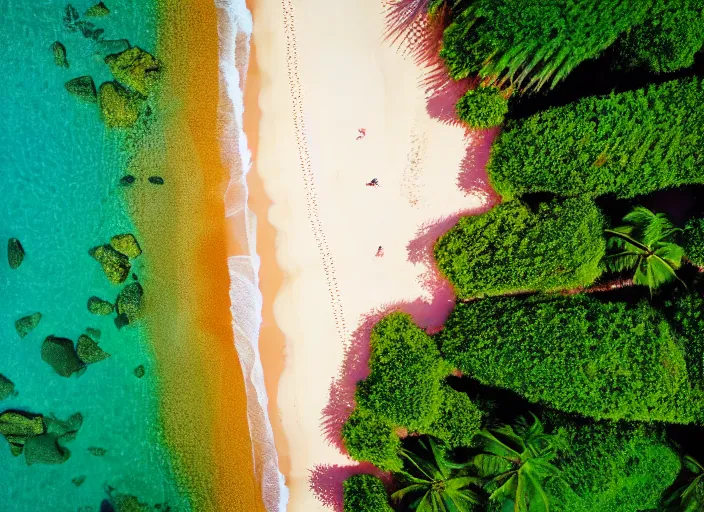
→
(115, 282, 143, 327)
(132, 273, 138, 281)
(120, 174, 136, 186)
(85, 1, 110, 17)
(99, 81, 141, 128)
(88, 296, 114, 315)
(63, 4, 80, 30)
(75, 20, 97, 39)
(46, 412, 83, 442)
(24, 433, 70, 465)
(0, 410, 45, 456)
(148, 176, 164, 185)
(110, 233, 142, 259)
(108, 493, 151, 512)
(89, 244, 131, 283)
(114, 314, 129, 330)
(105, 47, 161, 96)
(65, 76, 97, 103)
(72, 475, 86, 487)
(97, 39, 130, 57)
(91, 28, 105, 41)
(7, 238, 24, 269)
(51, 41, 69, 68)
(85, 327, 101, 339)
(15, 312, 42, 338)
(88, 446, 107, 456)
(133, 365, 145, 378)
(0, 375, 16, 401)
(100, 500, 116, 512)
(77, 334, 110, 364)
(41, 336, 85, 377)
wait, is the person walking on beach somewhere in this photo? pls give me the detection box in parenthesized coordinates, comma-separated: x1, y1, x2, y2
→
(376, 246, 384, 257)
(356, 128, 366, 140)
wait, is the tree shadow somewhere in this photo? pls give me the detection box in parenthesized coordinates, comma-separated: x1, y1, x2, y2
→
(309, 463, 392, 512)
(457, 127, 502, 199)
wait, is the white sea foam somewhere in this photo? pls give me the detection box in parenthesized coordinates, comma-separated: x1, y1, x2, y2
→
(214, 0, 289, 509)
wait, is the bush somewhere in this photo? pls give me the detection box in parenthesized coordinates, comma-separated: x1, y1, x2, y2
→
(487, 77, 704, 200)
(343, 474, 393, 512)
(425, 384, 483, 448)
(434, 198, 605, 298)
(684, 217, 704, 267)
(617, 0, 704, 74)
(547, 422, 680, 512)
(440, 0, 649, 91)
(439, 294, 704, 423)
(456, 86, 508, 128)
(341, 407, 403, 472)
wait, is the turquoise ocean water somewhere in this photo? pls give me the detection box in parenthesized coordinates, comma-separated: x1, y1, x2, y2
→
(0, 0, 188, 510)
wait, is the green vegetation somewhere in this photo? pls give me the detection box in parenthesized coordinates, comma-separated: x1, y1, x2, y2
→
(392, 437, 482, 511)
(342, 407, 403, 472)
(434, 198, 605, 298)
(667, 455, 704, 512)
(343, 474, 393, 512)
(488, 78, 704, 199)
(605, 207, 685, 292)
(439, 0, 650, 91)
(547, 423, 680, 511)
(617, 0, 704, 74)
(684, 217, 704, 267)
(456, 86, 508, 128)
(439, 295, 703, 423)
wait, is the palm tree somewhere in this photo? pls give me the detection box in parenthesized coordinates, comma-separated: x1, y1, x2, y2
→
(604, 206, 685, 293)
(473, 414, 566, 512)
(667, 455, 704, 511)
(391, 437, 484, 511)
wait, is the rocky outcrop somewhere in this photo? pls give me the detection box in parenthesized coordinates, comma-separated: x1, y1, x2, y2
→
(85, 327, 101, 339)
(115, 283, 143, 328)
(110, 233, 141, 259)
(0, 375, 16, 401)
(0, 410, 44, 457)
(148, 176, 164, 185)
(120, 175, 136, 186)
(15, 312, 42, 338)
(65, 76, 97, 103)
(51, 41, 69, 68)
(76, 334, 110, 364)
(24, 434, 70, 465)
(7, 238, 24, 269)
(96, 39, 130, 57)
(98, 81, 141, 128)
(89, 244, 131, 283)
(133, 365, 145, 378)
(87, 296, 114, 315)
(41, 336, 85, 377)
(105, 47, 161, 96)
(85, 1, 109, 17)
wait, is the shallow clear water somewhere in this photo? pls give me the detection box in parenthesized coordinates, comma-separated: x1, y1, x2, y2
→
(0, 0, 187, 510)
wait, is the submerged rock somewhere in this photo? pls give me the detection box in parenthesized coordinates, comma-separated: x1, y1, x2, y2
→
(147, 176, 164, 185)
(85, 1, 110, 17)
(24, 433, 70, 465)
(65, 76, 97, 103)
(97, 39, 130, 57)
(41, 336, 85, 377)
(89, 244, 131, 283)
(133, 365, 145, 378)
(75, 20, 98, 39)
(72, 475, 87, 487)
(0, 410, 44, 456)
(87, 446, 107, 456)
(51, 41, 69, 68)
(107, 492, 151, 512)
(110, 234, 141, 259)
(15, 312, 42, 338)
(120, 175, 136, 186)
(46, 412, 83, 442)
(0, 375, 16, 401)
(115, 282, 143, 328)
(105, 47, 161, 96)
(77, 334, 110, 364)
(7, 238, 24, 269)
(88, 296, 114, 315)
(99, 81, 141, 128)
(63, 4, 80, 30)
(85, 327, 101, 339)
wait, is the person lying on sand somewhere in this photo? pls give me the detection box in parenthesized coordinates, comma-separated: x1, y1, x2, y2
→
(356, 128, 366, 140)
(366, 178, 379, 187)
(376, 246, 384, 257)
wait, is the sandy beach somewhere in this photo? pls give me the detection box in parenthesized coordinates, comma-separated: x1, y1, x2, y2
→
(248, 0, 496, 509)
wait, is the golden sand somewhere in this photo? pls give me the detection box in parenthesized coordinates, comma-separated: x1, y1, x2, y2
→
(125, 0, 267, 509)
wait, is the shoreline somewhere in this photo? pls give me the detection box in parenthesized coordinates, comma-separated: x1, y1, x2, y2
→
(128, 0, 267, 509)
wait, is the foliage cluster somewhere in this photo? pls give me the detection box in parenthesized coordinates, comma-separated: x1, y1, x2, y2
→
(342, 474, 394, 512)
(455, 86, 508, 128)
(487, 77, 704, 200)
(434, 198, 605, 298)
(439, 0, 650, 91)
(684, 216, 704, 267)
(438, 294, 704, 423)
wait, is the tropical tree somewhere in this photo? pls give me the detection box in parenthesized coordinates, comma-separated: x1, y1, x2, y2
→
(604, 206, 685, 293)
(667, 455, 704, 512)
(473, 414, 567, 512)
(391, 437, 484, 511)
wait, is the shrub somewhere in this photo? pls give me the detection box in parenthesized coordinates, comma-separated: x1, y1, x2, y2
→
(342, 474, 393, 512)
(547, 422, 680, 512)
(439, 294, 704, 423)
(355, 313, 450, 431)
(456, 86, 508, 128)
(684, 217, 704, 267)
(341, 407, 403, 472)
(487, 77, 704, 200)
(434, 198, 605, 298)
(439, 0, 650, 91)
(425, 384, 483, 448)
(617, 0, 704, 74)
